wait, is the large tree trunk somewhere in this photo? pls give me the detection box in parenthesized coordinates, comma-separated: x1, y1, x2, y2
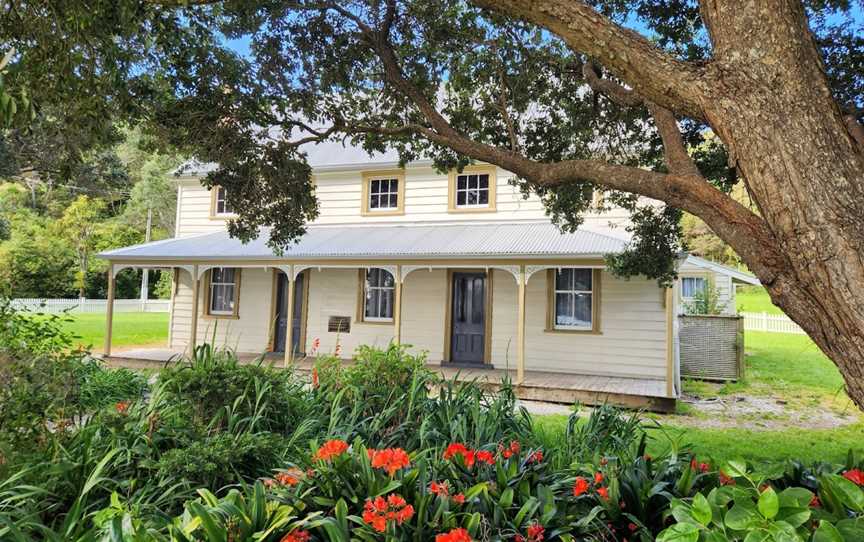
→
(699, 0, 864, 406)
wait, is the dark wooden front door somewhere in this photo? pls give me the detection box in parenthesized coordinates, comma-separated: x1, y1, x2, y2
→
(274, 271, 305, 355)
(450, 272, 486, 364)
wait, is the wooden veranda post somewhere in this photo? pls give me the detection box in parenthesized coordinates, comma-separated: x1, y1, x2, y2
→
(393, 265, 403, 344)
(284, 273, 295, 367)
(189, 265, 200, 352)
(104, 264, 115, 356)
(516, 265, 526, 385)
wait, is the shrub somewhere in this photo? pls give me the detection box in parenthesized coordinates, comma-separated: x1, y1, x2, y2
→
(74, 359, 149, 410)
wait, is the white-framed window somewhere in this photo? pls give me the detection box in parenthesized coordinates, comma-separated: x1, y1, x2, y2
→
(553, 268, 593, 330)
(363, 268, 395, 321)
(681, 276, 706, 299)
(214, 186, 234, 215)
(455, 173, 490, 207)
(369, 178, 400, 210)
(208, 267, 238, 315)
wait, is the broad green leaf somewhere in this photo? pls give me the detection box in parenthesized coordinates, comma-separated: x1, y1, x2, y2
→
(758, 487, 779, 519)
(778, 487, 813, 508)
(656, 522, 700, 542)
(725, 460, 748, 479)
(692, 493, 712, 526)
(824, 474, 864, 513)
(725, 503, 759, 530)
(813, 521, 844, 542)
(743, 529, 770, 542)
(836, 518, 864, 542)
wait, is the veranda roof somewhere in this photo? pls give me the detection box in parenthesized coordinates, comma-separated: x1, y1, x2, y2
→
(99, 223, 628, 262)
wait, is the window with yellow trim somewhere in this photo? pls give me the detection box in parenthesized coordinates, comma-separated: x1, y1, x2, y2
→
(212, 186, 234, 216)
(207, 267, 240, 317)
(551, 268, 595, 331)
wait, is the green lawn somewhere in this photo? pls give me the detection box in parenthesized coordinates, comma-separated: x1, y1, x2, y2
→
(735, 286, 784, 315)
(51, 312, 170, 351)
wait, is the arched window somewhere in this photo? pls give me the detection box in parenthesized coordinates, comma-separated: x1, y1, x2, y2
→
(362, 268, 395, 321)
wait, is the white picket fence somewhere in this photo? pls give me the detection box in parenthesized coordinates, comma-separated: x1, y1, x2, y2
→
(11, 298, 170, 314)
(740, 311, 805, 334)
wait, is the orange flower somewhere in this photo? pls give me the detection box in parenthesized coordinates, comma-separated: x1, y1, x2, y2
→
(280, 530, 310, 542)
(594, 472, 604, 484)
(275, 468, 303, 486)
(435, 528, 472, 542)
(719, 471, 736, 486)
(115, 401, 130, 414)
(476, 450, 495, 465)
(452, 493, 465, 504)
(312, 366, 319, 388)
(597, 486, 609, 500)
(429, 480, 450, 496)
(363, 493, 413, 532)
(314, 439, 349, 461)
(444, 443, 475, 468)
(369, 448, 411, 476)
(529, 450, 543, 463)
(810, 495, 822, 508)
(334, 342, 342, 357)
(573, 477, 589, 496)
(843, 469, 864, 486)
(526, 523, 545, 542)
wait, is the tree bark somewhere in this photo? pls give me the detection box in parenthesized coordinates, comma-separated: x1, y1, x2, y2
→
(471, 0, 864, 407)
(696, 0, 864, 406)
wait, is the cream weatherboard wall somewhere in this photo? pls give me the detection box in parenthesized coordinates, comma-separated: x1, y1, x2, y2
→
(167, 265, 669, 384)
(174, 164, 635, 237)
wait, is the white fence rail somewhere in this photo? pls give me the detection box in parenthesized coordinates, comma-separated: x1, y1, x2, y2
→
(740, 311, 805, 335)
(11, 298, 170, 314)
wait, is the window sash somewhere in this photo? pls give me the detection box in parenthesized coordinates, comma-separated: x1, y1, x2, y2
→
(681, 277, 706, 298)
(364, 268, 395, 320)
(455, 173, 490, 207)
(209, 268, 237, 315)
(215, 187, 233, 215)
(368, 178, 399, 210)
(553, 269, 593, 330)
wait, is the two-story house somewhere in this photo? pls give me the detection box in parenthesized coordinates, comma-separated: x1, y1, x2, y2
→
(99, 142, 758, 409)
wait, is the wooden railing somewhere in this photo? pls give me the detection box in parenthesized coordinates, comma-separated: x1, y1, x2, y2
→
(10, 298, 170, 314)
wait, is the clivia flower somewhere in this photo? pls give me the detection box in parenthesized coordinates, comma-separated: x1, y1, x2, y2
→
(368, 448, 411, 476)
(334, 342, 342, 357)
(430, 480, 450, 496)
(843, 469, 864, 486)
(362, 494, 414, 533)
(573, 477, 590, 496)
(596, 486, 610, 500)
(444, 443, 476, 468)
(526, 522, 545, 542)
(810, 495, 822, 508)
(501, 440, 521, 459)
(115, 401, 130, 414)
(314, 439, 349, 461)
(476, 450, 496, 466)
(452, 493, 466, 504)
(280, 530, 310, 542)
(312, 366, 319, 388)
(628, 522, 638, 532)
(273, 468, 303, 487)
(528, 450, 543, 464)
(435, 527, 472, 542)
(594, 472, 604, 484)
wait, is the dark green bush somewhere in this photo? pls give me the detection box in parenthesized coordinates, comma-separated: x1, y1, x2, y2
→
(74, 359, 149, 410)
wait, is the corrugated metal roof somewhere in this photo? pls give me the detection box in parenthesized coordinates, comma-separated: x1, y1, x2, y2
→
(99, 223, 627, 261)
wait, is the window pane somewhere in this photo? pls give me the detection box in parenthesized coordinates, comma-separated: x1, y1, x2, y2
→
(573, 293, 592, 327)
(478, 174, 489, 189)
(371, 179, 380, 193)
(467, 190, 478, 205)
(478, 189, 488, 205)
(468, 174, 478, 189)
(380, 269, 395, 287)
(379, 289, 394, 319)
(555, 269, 572, 291)
(370, 194, 379, 209)
(555, 293, 572, 326)
(365, 288, 380, 318)
(388, 194, 398, 208)
(572, 269, 592, 291)
(389, 179, 398, 192)
(457, 191, 467, 206)
(457, 176, 467, 190)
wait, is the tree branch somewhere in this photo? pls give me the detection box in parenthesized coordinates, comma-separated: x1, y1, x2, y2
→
(646, 103, 702, 177)
(471, 0, 706, 119)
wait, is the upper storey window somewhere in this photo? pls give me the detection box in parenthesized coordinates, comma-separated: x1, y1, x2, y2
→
(361, 170, 405, 216)
(211, 186, 234, 217)
(448, 166, 497, 213)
